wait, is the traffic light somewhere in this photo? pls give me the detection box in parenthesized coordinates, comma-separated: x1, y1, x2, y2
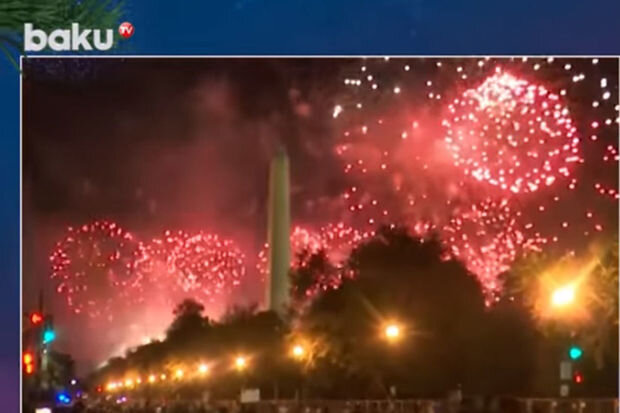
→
(569, 345, 583, 360)
(42, 316, 55, 344)
(30, 312, 43, 326)
(23, 351, 35, 375)
(42, 329, 56, 344)
(23, 353, 33, 365)
(574, 371, 583, 384)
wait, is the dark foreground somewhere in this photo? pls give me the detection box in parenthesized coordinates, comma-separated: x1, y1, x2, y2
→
(26, 398, 620, 413)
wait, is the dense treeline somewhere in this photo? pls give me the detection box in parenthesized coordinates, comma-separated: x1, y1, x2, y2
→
(90, 227, 618, 399)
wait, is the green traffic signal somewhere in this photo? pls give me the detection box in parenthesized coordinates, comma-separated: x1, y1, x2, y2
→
(43, 329, 56, 344)
(569, 346, 583, 360)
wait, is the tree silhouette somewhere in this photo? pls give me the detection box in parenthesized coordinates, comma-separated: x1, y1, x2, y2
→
(167, 298, 210, 341)
(297, 226, 540, 397)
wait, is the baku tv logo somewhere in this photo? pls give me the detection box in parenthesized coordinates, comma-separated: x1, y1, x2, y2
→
(24, 22, 134, 52)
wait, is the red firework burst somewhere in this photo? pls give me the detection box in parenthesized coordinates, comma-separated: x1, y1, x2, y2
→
(318, 222, 374, 266)
(442, 198, 545, 294)
(333, 57, 618, 293)
(257, 226, 324, 280)
(49, 221, 146, 318)
(140, 230, 246, 304)
(258, 223, 373, 295)
(443, 70, 581, 194)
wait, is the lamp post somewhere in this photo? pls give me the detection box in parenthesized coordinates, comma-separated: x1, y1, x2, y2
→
(234, 355, 248, 400)
(381, 321, 404, 400)
(290, 343, 308, 401)
(549, 283, 581, 397)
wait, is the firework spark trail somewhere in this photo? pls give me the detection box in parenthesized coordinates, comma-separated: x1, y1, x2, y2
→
(304, 223, 375, 296)
(258, 226, 325, 280)
(51, 223, 247, 320)
(142, 230, 246, 303)
(50, 220, 147, 319)
(257, 223, 374, 296)
(443, 70, 581, 194)
(442, 198, 546, 294)
(333, 57, 619, 293)
(318, 222, 374, 265)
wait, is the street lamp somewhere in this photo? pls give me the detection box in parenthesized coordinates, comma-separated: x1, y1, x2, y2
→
(290, 343, 310, 401)
(292, 344, 306, 360)
(381, 321, 404, 399)
(384, 323, 402, 342)
(234, 355, 249, 398)
(551, 284, 576, 308)
(235, 356, 247, 371)
(198, 363, 209, 375)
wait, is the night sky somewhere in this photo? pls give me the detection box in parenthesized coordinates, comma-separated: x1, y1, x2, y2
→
(24, 59, 349, 247)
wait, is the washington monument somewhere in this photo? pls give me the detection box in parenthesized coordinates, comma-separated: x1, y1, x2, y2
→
(266, 148, 291, 315)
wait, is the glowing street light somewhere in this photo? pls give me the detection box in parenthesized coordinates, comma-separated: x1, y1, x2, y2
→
(292, 344, 306, 360)
(384, 323, 402, 342)
(551, 284, 576, 308)
(148, 374, 157, 384)
(198, 364, 209, 374)
(235, 356, 247, 371)
(175, 369, 184, 379)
